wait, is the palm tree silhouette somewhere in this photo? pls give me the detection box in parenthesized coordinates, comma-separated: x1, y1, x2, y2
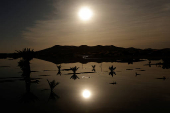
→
(16, 48, 34, 61)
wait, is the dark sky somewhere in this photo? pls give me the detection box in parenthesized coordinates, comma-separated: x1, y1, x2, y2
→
(1, 0, 170, 52)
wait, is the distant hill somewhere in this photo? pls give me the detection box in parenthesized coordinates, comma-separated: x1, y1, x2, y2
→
(32, 45, 170, 64)
(1, 45, 170, 64)
(35, 45, 170, 58)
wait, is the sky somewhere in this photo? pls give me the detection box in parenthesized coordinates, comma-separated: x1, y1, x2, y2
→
(0, 0, 170, 53)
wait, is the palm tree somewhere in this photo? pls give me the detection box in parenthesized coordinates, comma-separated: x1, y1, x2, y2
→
(16, 48, 34, 61)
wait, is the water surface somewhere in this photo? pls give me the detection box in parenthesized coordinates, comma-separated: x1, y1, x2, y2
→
(0, 58, 170, 113)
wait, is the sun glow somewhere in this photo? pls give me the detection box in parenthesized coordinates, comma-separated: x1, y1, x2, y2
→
(78, 7, 93, 21)
(82, 89, 91, 98)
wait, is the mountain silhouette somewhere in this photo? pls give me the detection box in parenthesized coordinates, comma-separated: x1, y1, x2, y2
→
(1, 45, 170, 65)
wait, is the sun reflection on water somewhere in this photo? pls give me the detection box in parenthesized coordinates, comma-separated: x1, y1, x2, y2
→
(82, 89, 91, 98)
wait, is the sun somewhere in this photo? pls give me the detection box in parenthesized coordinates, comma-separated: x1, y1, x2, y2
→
(78, 7, 93, 21)
(82, 89, 91, 98)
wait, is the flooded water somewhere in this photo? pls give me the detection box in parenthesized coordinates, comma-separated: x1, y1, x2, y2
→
(0, 58, 170, 113)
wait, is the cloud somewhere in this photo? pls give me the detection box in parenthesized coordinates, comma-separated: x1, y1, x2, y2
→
(21, 0, 170, 48)
(162, 3, 170, 11)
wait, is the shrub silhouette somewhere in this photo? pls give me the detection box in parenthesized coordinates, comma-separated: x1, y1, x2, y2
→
(16, 48, 34, 61)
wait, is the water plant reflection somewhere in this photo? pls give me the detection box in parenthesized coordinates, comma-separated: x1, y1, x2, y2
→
(47, 80, 60, 101)
(47, 80, 59, 91)
(109, 65, 116, 77)
(70, 73, 80, 80)
(57, 65, 62, 75)
(70, 66, 80, 80)
(92, 65, 96, 72)
(70, 66, 79, 74)
(18, 58, 39, 103)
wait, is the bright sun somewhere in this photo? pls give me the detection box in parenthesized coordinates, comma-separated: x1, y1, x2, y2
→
(78, 7, 93, 21)
(82, 89, 91, 98)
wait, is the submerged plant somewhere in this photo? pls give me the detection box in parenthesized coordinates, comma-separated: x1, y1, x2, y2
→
(109, 82, 117, 85)
(109, 65, 116, 71)
(70, 66, 79, 74)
